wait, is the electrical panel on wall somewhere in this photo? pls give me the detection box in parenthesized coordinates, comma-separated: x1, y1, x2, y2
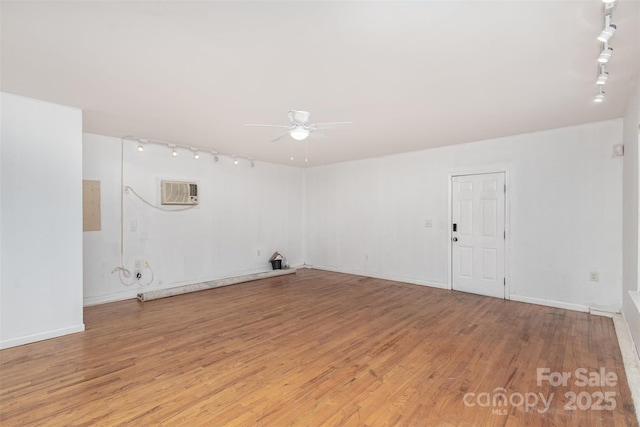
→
(160, 180, 198, 205)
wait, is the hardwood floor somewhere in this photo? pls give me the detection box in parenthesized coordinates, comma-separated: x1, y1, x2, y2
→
(0, 269, 637, 426)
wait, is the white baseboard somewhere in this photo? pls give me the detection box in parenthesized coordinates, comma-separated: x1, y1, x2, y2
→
(0, 323, 85, 350)
(308, 264, 449, 290)
(307, 267, 616, 316)
(137, 268, 297, 301)
(589, 308, 616, 318)
(84, 267, 291, 306)
(84, 290, 141, 306)
(613, 313, 640, 423)
(509, 294, 589, 312)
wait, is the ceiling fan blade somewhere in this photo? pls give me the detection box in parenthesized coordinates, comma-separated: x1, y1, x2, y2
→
(312, 121, 352, 130)
(310, 131, 331, 141)
(244, 124, 291, 128)
(270, 131, 291, 142)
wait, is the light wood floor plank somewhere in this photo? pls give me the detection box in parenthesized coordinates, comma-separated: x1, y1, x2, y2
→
(0, 269, 637, 426)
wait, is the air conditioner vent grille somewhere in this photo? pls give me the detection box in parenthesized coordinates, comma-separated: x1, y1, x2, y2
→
(161, 180, 198, 205)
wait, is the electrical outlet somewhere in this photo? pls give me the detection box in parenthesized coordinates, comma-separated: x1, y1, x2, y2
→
(424, 219, 432, 228)
(257, 250, 261, 257)
(589, 272, 599, 282)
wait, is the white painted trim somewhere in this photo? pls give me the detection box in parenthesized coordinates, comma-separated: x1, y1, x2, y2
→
(613, 313, 640, 422)
(0, 324, 85, 350)
(84, 266, 301, 306)
(84, 290, 141, 306)
(629, 290, 640, 312)
(309, 265, 449, 289)
(137, 268, 297, 301)
(589, 308, 616, 318)
(448, 166, 511, 299)
(510, 294, 589, 312)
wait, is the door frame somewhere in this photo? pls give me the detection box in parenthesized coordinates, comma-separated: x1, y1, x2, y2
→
(447, 166, 511, 300)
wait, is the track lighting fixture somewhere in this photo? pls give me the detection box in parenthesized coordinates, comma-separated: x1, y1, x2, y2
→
(596, 65, 609, 85)
(597, 45, 613, 63)
(122, 136, 254, 166)
(597, 14, 616, 42)
(592, 2, 617, 102)
(594, 87, 605, 103)
(597, 25, 616, 42)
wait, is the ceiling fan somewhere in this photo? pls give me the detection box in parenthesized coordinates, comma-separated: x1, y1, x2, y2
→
(244, 110, 351, 142)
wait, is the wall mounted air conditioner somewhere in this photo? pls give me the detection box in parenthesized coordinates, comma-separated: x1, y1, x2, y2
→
(161, 180, 198, 205)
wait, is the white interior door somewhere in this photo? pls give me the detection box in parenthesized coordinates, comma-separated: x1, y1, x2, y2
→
(452, 172, 505, 299)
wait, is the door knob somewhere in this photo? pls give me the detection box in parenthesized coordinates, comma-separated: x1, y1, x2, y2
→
(452, 237, 458, 242)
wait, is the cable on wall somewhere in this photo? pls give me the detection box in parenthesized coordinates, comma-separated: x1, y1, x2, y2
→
(111, 137, 155, 287)
(124, 186, 195, 212)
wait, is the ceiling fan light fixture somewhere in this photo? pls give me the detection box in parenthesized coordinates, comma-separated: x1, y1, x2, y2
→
(290, 127, 310, 141)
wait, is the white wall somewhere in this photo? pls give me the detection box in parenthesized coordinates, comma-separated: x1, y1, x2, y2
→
(83, 133, 304, 304)
(622, 75, 640, 358)
(0, 93, 84, 349)
(306, 120, 623, 312)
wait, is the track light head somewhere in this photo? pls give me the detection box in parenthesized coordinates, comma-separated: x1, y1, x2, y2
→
(137, 143, 144, 152)
(170, 146, 178, 156)
(596, 65, 609, 85)
(597, 46, 613, 63)
(596, 74, 609, 85)
(596, 70, 609, 85)
(597, 24, 616, 42)
(594, 88, 605, 103)
(193, 151, 199, 160)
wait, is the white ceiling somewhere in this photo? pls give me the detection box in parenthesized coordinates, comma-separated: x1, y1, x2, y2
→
(2, 1, 639, 167)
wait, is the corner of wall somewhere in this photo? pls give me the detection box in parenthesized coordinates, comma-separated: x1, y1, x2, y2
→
(622, 70, 640, 360)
